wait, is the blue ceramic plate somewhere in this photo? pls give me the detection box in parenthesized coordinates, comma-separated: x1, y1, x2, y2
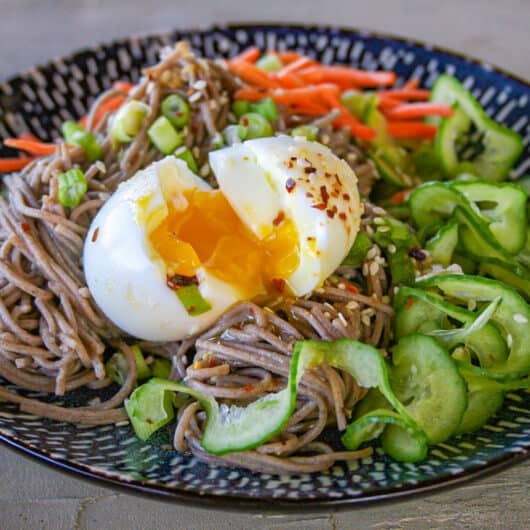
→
(0, 24, 529, 511)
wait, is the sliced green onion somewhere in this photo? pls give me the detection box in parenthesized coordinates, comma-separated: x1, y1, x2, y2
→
(175, 147, 198, 173)
(222, 124, 248, 145)
(151, 358, 172, 379)
(175, 284, 211, 316)
(211, 132, 225, 150)
(239, 112, 273, 139)
(148, 116, 184, 155)
(232, 100, 251, 118)
(161, 94, 190, 129)
(290, 124, 319, 141)
(57, 168, 87, 208)
(61, 121, 101, 162)
(110, 100, 149, 145)
(105, 345, 151, 385)
(250, 98, 280, 122)
(255, 53, 283, 72)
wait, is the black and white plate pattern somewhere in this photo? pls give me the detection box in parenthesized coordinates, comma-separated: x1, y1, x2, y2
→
(0, 24, 529, 511)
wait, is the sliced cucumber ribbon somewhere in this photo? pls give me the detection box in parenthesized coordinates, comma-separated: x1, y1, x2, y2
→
(125, 338, 425, 457)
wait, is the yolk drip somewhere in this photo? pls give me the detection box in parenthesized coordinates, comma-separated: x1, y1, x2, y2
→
(149, 189, 299, 297)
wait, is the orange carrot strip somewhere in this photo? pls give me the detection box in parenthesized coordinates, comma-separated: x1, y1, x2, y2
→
(227, 61, 278, 89)
(403, 78, 420, 90)
(0, 157, 37, 172)
(297, 66, 397, 87)
(230, 47, 261, 64)
(112, 81, 134, 93)
(4, 138, 56, 155)
(271, 71, 304, 88)
(278, 56, 317, 77)
(17, 132, 39, 141)
(288, 102, 330, 116)
(277, 51, 305, 64)
(91, 95, 126, 127)
(377, 96, 402, 110)
(234, 87, 271, 101)
(378, 89, 430, 101)
(79, 115, 88, 127)
(385, 103, 453, 120)
(387, 121, 437, 139)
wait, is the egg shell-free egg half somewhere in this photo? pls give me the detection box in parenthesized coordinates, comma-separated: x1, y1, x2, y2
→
(209, 136, 362, 296)
(83, 157, 244, 341)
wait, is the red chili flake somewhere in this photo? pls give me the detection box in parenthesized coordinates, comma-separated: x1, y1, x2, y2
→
(290, 156, 297, 161)
(312, 203, 326, 210)
(304, 166, 316, 174)
(21, 222, 30, 233)
(390, 188, 413, 204)
(405, 297, 416, 310)
(331, 189, 340, 198)
(306, 192, 314, 198)
(307, 236, 316, 242)
(273, 210, 285, 226)
(344, 282, 359, 294)
(334, 174, 342, 186)
(326, 209, 336, 219)
(488, 353, 496, 363)
(188, 305, 196, 313)
(287, 161, 294, 169)
(91, 227, 99, 242)
(343, 193, 350, 200)
(339, 212, 347, 220)
(206, 357, 221, 368)
(285, 178, 296, 193)
(166, 274, 198, 290)
(320, 185, 329, 204)
(409, 247, 426, 261)
(272, 278, 286, 293)
(243, 384, 254, 392)
(243, 156, 249, 161)
(145, 418, 154, 424)
(324, 172, 332, 179)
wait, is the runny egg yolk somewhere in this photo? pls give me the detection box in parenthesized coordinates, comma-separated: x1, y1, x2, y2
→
(148, 189, 299, 298)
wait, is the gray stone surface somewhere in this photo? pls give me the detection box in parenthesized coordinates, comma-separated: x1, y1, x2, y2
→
(0, 1, 529, 528)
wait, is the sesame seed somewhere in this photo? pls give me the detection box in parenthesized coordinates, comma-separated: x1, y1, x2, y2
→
(388, 244, 397, 254)
(346, 301, 359, 310)
(338, 283, 346, 290)
(369, 262, 380, 276)
(377, 226, 391, 233)
(193, 80, 207, 90)
(361, 315, 371, 326)
(507, 333, 513, 348)
(321, 134, 330, 144)
(200, 164, 210, 177)
(362, 263, 369, 276)
(513, 313, 528, 324)
(338, 312, 348, 326)
(372, 206, 386, 216)
(192, 146, 200, 158)
(467, 300, 477, 311)
(189, 91, 201, 103)
(373, 217, 384, 225)
(323, 312, 331, 319)
(366, 246, 378, 260)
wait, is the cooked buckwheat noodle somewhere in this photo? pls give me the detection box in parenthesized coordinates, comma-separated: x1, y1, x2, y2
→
(0, 41, 390, 472)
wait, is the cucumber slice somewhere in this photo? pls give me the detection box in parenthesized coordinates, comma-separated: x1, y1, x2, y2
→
(390, 334, 467, 444)
(426, 219, 459, 267)
(454, 389, 504, 435)
(480, 259, 530, 301)
(382, 423, 429, 462)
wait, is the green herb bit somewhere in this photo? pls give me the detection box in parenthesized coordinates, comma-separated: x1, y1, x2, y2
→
(161, 94, 190, 129)
(239, 112, 273, 139)
(342, 232, 372, 267)
(175, 147, 198, 173)
(255, 53, 283, 72)
(250, 98, 280, 122)
(61, 120, 102, 162)
(148, 116, 183, 154)
(110, 101, 149, 145)
(57, 168, 87, 208)
(175, 284, 211, 316)
(290, 124, 319, 141)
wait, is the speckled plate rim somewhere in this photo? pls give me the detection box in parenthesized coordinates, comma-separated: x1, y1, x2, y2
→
(0, 22, 528, 512)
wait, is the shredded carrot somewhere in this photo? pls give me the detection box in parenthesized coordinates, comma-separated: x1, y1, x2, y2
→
(91, 95, 126, 127)
(229, 47, 261, 64)
(271, 71, 304, 88)
(0, 156, 37, 172)
(297, 66, 397, 88)
(278, 56, 317, 77)
(277, 51, 305, 63)
(112, 80, 134, 93)
(227, 61, 278, 89)
(234, 86, 270, 101)
(378, 88, 430, 101)
(387, 121, 437, 139)
(389, 188, 414, 204)
(402, 78, 420, 90)
(288, 101, 330, 116)
(377, 96, 402, 110)
(343, 281, 360, 294)
(4, 138, 56, 155)
(385, 103, 453, 120)
(17, 132, 39, 141)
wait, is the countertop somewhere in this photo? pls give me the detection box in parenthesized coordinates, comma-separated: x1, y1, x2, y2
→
(1, 1, 529, 529)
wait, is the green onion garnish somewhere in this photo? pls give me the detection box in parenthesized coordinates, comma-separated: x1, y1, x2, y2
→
(290, 124, 319, 141)
(222, 124, 248, 145)
(175, 284, 211, 316)
(61, 121, 101, 161)
(175, 147, 198, 173)
(57, 168, 87, 208)
(250, 98, 280, 122)
(161, 94, 190, 129)
(231, 100, 251, 118)
(105, 345, 151, 385)
(255, 53, 284, 72)
(110, 100, 149, 145)
(148, 116, 184, 154)
(239, 112, 273, 139)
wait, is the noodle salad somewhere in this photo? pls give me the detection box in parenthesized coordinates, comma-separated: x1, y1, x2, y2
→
(0, 42, 528, 474)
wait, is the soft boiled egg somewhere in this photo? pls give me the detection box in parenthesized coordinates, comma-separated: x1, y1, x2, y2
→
(83, 136, 362, 341)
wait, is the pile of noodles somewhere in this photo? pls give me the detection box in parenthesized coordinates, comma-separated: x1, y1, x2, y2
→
(0, 42, 396, 473)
